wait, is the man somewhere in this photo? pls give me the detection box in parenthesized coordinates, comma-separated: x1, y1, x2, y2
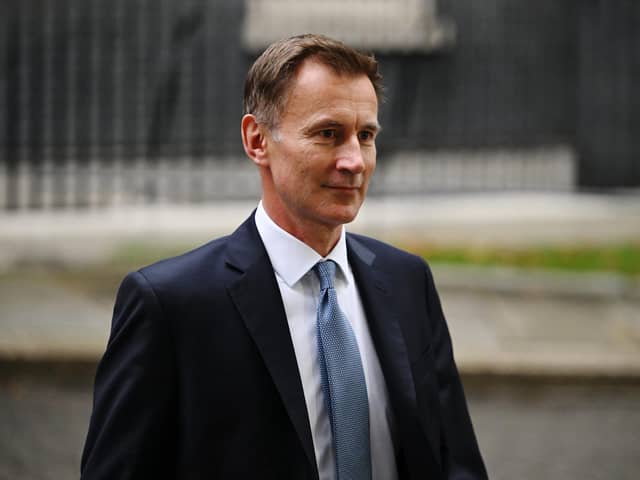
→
(81, 34, 487, 479)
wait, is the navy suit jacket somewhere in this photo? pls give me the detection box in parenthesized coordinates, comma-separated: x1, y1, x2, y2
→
(81, 213, 487, 479)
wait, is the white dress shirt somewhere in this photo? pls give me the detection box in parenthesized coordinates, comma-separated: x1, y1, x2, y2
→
(255, 202, 398, 480)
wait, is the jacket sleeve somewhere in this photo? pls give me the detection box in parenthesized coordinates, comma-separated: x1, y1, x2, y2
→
(81, 271, 177, 479)
(423, 262, 488, 479)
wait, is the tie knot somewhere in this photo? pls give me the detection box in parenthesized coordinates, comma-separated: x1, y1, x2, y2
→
(314, 260, 336, 290)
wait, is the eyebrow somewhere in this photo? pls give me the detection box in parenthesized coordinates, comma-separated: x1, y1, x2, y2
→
(362, 122, 382, 133)
(307, 119, 382, 133)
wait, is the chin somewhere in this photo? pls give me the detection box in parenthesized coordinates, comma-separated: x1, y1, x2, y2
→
(325, 206, 361, 226)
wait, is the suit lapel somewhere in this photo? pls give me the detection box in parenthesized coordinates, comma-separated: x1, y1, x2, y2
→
(347, 235, 418, 416)
(347, 235, 434, 468)
(225, 215, 318, 479)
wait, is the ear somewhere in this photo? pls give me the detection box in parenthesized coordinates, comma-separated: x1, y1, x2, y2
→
(241, 114, 270, 166)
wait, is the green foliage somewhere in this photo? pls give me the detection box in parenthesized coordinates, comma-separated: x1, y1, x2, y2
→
(406, 243, 640, 276)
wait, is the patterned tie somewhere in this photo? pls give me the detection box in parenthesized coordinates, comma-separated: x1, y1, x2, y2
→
(314, 260, 371, 480)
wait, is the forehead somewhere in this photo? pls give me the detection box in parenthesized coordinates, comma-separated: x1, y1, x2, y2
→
(281, 59, 378, 124)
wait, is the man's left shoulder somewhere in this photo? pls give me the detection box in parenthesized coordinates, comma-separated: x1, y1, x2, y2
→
(346, 232, 426, 269)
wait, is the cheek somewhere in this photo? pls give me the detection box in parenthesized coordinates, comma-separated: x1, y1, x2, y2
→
(270, 151, 313, 195)
(364, 149, 376, 175)
(288, 148, 320, 183)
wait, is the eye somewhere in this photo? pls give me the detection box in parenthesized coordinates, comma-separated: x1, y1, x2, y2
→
(358, 131, 374, 142)
(319, 129, 336, 139)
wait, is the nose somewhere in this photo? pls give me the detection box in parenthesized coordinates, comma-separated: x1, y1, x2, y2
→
(335, 134, 366, 174)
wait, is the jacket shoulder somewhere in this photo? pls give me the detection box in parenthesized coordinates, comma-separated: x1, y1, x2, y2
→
(136, 235, 230, 290)
(347, 232, 426, 267)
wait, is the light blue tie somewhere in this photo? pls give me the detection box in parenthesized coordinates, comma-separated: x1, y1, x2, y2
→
(314, 260, 371, 480)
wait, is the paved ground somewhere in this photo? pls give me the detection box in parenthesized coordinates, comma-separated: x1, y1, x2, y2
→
(1, 371, 639, 480)
(437, 267, 640, 377)
(467, 379, 640, 480)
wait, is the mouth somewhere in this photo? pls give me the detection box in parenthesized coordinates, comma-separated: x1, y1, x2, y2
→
(323, 184, 361, 190)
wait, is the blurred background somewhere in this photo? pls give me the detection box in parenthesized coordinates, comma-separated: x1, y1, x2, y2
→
(1, 0, 639, 479)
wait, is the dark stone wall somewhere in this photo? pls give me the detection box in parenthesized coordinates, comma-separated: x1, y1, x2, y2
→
(1, 0, 638, 189)
(379, 1, 578, 150)
(1, 0, 246, 162)
(576, 0, 640, 187)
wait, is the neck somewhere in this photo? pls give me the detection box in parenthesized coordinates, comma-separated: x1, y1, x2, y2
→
(290, 224, 342, 258)
(261, 202, 342, 257)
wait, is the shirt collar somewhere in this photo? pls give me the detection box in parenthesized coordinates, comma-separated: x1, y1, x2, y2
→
(254, 201, 350, 288)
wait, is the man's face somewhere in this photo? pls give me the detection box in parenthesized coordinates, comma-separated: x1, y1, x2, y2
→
(261, 59, 379, 236)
